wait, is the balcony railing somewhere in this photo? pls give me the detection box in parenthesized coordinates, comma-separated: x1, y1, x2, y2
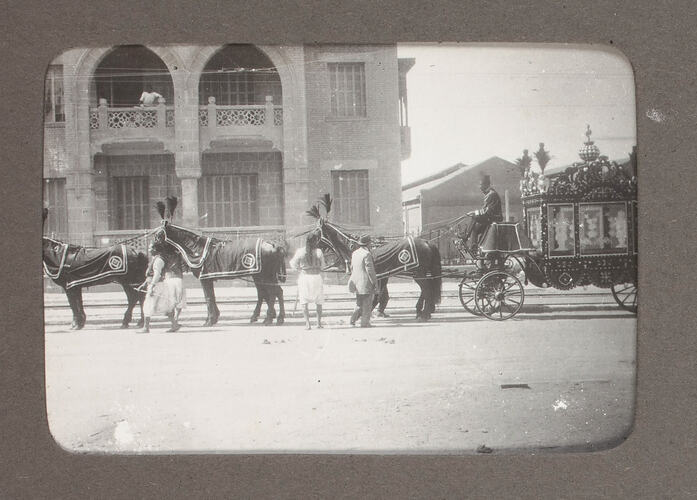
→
(198, 96, 284, 151)
(198, 97, 283, 128)
(90, 100, 175, 130)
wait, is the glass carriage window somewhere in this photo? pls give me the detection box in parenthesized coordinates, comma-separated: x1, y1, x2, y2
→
(198, 174, 259, 227)
(44, 65, 65, 123)
(328, 63, 367, 117)
(579, 203, 628, 255)
(332, 170, 370, 225)
(110, 176, 150, 230)
(548, 204, 575, 257)
(526, 207, 542, 251)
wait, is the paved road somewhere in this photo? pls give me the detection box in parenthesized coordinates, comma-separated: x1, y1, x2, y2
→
(45, 284, 636, 455)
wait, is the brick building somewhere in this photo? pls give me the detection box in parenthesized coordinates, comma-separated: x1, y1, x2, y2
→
(42, 45, 413, 250)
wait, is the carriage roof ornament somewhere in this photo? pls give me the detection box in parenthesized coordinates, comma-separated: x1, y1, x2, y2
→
(578, 124, 600, 162)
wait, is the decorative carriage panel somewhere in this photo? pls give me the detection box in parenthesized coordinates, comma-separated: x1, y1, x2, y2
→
(547, 204, 575, 258)
(579, 202, 629, 256)
(525, 207, 542, 251)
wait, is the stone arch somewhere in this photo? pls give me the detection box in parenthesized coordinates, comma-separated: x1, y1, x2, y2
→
(187, 45, 298, 103)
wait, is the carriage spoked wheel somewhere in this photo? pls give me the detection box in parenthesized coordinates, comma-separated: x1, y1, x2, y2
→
(611, 283, 637, 313)
(474, 270, 525, 320)
(458, 274, 482, 315)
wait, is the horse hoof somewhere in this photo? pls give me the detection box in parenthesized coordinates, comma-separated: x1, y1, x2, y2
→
(250, 317, 258, 323)
(75, 324, 85, 330)
(202, 321, 211, 327)
(120, 323, 129, 329)
(276, 317, 285, 325)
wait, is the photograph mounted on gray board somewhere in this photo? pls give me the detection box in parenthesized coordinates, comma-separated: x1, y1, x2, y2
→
(41, 43, 637, 453)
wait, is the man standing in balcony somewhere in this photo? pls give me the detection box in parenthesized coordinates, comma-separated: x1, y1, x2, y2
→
(139, 86, 163, 107)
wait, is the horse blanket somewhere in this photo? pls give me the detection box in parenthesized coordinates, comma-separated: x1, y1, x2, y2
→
(479, 223, 534, 254)
(42, 238, 129, 289)
(199, 238, 262, 280)
(372, 236, 420, 279)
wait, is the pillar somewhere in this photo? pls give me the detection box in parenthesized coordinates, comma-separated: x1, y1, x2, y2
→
(172, 70, 201, 227)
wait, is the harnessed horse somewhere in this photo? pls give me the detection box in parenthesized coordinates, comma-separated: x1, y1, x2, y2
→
(154, 220, 287, 326)
(311, 215, 442, 320)
(42, 235, 148, 330)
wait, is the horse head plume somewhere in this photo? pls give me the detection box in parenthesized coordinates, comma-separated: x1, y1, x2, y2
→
(305, 205, 321, 220)
(42, 208, 48, 227)
(166, 196, 178, 219)
(318, 193, 332, 217)
(155, 201, 166, 220)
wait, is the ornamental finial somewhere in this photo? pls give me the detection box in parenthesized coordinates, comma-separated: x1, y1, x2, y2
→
(579, 124, 600, 162)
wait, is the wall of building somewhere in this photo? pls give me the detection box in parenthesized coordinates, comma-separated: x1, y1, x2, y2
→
(303, 44, 403, 236)
(92, 154, 181, 233)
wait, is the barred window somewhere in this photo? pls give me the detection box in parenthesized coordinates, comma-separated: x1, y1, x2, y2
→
(198, 174, 259, 227)
(109, 176, 150, 230)
(332, 170, 370, 225)
(43, 178, 68, 238)
(328, 63, 366, 117)
(44, 65, 65, 123)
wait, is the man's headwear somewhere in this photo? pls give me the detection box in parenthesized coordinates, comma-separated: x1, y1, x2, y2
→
(357, 234, 372, 247)
(480, 174, 491, 187)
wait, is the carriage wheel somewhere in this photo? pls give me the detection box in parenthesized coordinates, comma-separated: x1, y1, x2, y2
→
(458, 274, 482, 315)
(611, 283, 637, 313)
(474, 270, 524, 321)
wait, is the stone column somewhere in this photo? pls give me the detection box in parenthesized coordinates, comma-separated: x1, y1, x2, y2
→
(172, 70, 201, 227)
(66, 50, 97, 247)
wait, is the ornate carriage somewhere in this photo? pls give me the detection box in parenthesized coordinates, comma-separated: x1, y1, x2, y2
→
(457, 127, 638, 320)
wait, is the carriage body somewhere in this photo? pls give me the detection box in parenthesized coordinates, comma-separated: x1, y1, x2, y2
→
(520, 157, 637, 293)
(458, 147, 638, 320)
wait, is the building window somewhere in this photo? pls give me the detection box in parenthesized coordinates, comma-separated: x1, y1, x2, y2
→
(332, 170, 370, 225)
(44, 65, 65, 123)
(109, 176, 150, 230)
(198, 174, 259, 227)
(328, 63, 366, 117)
(43, 178, 68, 238)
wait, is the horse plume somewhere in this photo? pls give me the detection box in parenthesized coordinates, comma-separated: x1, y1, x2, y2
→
(155, 201, 166, 220)
(166, 196, 178, 219)
(42, 207, 48, 224)
(319, 193, 332, 216)
(305, 205, 321, 219)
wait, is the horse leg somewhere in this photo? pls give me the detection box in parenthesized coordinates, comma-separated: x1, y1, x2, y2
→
(69, 287, 86, 329)
(415, 278, 427, 321)
(275, 285, 285, 325)
(374, 278, 390, 317)
(262, 285, 277, 326)
(250, 286, 265, 323)
(64, 287, 80, 330)
(136, 289, 145, 328)
(120, 283, 137, 328)
(201, 280, 220, 326)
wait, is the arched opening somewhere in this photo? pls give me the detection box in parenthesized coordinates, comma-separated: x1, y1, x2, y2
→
(92, 45, 174, 106)
(199, 45, 282, 105)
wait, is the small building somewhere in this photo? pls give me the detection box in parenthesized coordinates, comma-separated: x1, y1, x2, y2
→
(401, 156, 521, 262)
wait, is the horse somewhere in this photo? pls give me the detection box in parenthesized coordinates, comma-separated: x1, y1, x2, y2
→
(308, 209, 442, 320)
(154, 220, 287, 326)
(42, 235, 148, 330)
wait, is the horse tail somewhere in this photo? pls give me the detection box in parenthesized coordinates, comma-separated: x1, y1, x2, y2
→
(277, 245, 287, 283)
(430, 243, 442, 304)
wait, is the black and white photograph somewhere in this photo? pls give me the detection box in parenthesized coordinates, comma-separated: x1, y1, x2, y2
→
(42, 43, 637, 453)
